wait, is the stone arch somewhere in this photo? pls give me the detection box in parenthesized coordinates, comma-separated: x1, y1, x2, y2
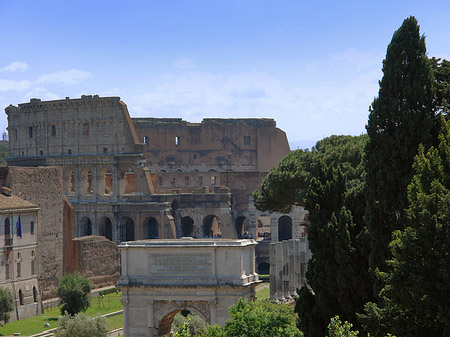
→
(80, 217, 92, 236)
(278, 215, 292, 241)
(234, 216, 249, 238)
(181, 216, 194, 237)
(63, 169, 75, 195)
(99, 168, 113, 196)
(120, 168, 135, 194)
(157, 302, 210, 336)
(80, 168, 93, 195)
(122, 217, 135, 241)
(203, 215, 221, 238)
(145, 217, 159, 239)
(99, 217, 113, 241)
(258, 262, 270, 274)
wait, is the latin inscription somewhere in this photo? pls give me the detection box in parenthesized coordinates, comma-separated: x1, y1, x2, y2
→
(149, 252, 213, 275)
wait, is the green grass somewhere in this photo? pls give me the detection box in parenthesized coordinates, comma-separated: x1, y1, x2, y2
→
(256, 285, 270, 301)
(0, 292, 123, 336)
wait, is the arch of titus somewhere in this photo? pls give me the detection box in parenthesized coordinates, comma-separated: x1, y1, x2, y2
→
(118, 238, 259, 337)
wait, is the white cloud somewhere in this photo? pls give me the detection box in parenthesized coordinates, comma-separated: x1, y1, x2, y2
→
(173, 58, 196, 70)
(0, 79, 32, 92)
(333, 48, 383, 71)
(1, 61, 29, 72)
(23, 87, 60, 101)
(37, 69, 92, 85)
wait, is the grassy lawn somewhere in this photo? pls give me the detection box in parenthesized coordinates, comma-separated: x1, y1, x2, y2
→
(0, 292, 123, 336)
(256, 284, 270, 301)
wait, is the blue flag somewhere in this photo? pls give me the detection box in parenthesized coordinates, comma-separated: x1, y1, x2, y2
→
(16, 216, 22, 238)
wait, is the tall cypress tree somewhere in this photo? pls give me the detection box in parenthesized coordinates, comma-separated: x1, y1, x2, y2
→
(365, 16, 438, 288)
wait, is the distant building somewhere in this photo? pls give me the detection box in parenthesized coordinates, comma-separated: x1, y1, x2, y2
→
(0, 187, 41, 321)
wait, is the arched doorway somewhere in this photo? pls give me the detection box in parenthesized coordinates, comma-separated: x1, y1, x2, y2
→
(99, 217, 113, 241)
(234, 216, 249, 238)
(181, 216, 194, 237)
(123, 217, 135, 241)
(99, 168, 113, 196)
(80, 217, 92, 236)
(203, 215, 221, 238)
(145, 217, 159, 239)
(278, 215, 292, 241)
(158, 306, 209, 336)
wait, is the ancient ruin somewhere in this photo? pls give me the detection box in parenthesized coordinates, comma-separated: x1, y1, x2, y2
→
(118, 238, 259, 336)
(4, 95, 309, 296)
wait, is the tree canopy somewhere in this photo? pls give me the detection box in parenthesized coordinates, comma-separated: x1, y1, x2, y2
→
(0, 287, 14, 325)
(56, 272, 91, 316)
(361, 116, 450, 337)
(55, 313, 107, 337)
(365, 16, 439, 288)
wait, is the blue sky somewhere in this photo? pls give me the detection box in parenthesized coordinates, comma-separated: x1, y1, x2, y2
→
(1, 1, 449, 148)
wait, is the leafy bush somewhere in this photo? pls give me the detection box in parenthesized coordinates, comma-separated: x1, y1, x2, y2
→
(55, 313, 107, 337)
(0, 287, 14, 325)
(56, 272, 91, 316)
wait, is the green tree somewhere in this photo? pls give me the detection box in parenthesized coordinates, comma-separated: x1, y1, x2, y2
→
(365, 16, 438, 289)
(56, 272, 91, 316)
(361, 116, 450, 337)
(200, 299, 301, 337)
(0, 287, 14, 325)
(430, 57, 450, 115)
(254, 135, 373, 337)
(55, 312, 107, 337)
(172, 312, 208, 336)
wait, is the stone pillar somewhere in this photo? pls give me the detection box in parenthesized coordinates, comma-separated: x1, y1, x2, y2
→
(276, 242, 283, 301)
(282, 240, 290, 299)
(121, 297, 129, 336)
(294, 239, 300, 289)
(209, 299, 217, 325)
(147, 299, 155, 337)
(270, 216, 279, 242)
(288, 240, 296, 297)
(112, 164, 120, 201)
(269, 243, 277, 300)
(299, 238, 307, 285)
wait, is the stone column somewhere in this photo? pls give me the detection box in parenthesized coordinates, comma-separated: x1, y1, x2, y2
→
(276, 242, 283, 301)
(294, 239, 301, 289)
(269, 243, 277, 300)
(299, 238, 307, 285)
(147, 299, 155, 337)
(288, 240, 296, 297)
(121, 297, 129, 337)
(282, 240, 290, 299)
(209, 299, 217, 325)
(270, 216, 279, 242)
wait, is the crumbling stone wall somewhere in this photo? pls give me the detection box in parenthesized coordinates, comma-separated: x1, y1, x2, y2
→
(72, 235, 120, 288)
(4, 166, 64, 299)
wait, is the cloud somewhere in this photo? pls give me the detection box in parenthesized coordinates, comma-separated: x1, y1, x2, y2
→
(173, 58, 196, 70)
(0, 79, 32, 92)
(1, 61, 29, 72)
(333, 48, 383, 71)
(23, 87, 60, 101)
(37, 69, 92, 85)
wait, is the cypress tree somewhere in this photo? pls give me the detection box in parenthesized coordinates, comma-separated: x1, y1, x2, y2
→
(365, 16, 438, 288)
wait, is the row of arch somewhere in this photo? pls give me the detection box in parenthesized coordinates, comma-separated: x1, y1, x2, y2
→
(79, 214, 293, 242)
(17, 286, 39, 306)
(64, 168, 136, 196)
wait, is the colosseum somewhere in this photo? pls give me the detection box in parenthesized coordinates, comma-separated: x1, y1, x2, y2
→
(5, 95, 308, 281)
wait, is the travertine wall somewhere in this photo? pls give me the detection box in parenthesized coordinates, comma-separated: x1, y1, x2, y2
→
(72, 235, 120, 288)
(133, 118, 290, 173)
(2, 166, 64, 299)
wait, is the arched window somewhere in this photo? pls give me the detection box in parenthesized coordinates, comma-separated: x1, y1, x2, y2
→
(181, 217, 194, 237)
(33, 286, 38, 303)
(19, 289, 24, 305)
(278, 216, 292, 241)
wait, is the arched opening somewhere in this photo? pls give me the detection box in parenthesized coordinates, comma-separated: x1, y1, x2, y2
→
(33, 286, 38, 303)
(80, 169, 93, 195)
(19, 289, 24, 305)
(171, 310, 208, 336)
(63, 169, 75, 194)
(159, 308, 209, 336)
(99, 217, 113, 241)
(124, 169, 135, 194)
(99, 168, 113, 196)
(278, 215, 292, 241)
(258, 262, 270, 275)
(181, 216, 194, 237)
(80, 217, 92, 236)
(203, 215, 221, 238)
(123, 217, 135, 241)
(145, 217, 159, 239)
(234, 216, 249, 238)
